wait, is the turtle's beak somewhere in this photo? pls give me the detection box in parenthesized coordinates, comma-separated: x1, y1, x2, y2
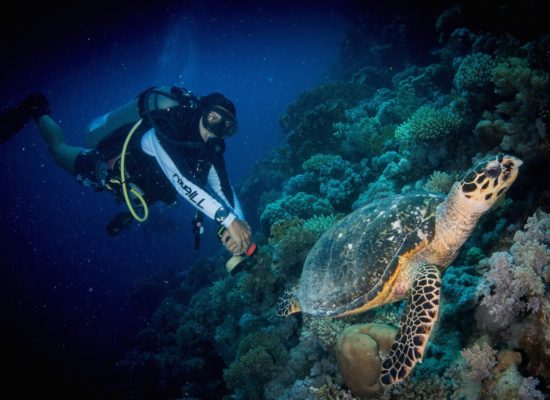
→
(500, 154, 522, 180)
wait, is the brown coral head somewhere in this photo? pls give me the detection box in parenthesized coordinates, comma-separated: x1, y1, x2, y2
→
(457, 153, 522, 212)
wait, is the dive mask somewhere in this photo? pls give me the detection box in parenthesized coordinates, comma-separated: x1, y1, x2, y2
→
(202, 106, 237, 138)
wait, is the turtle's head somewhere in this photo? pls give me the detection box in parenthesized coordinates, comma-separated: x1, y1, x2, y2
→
(456, 153, 522, 213)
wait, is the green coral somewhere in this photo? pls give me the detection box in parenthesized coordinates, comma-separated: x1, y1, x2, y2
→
(280, 81, 371, 166)
(236, 332, 288, 365)
(489, 56, 550, 157)
(334, 114, 389, 159)
(454, 53, 496, 93)
(236, 248, 279, 308)
(224, 332, 287, 398)
(492, 57, 534, 97)
(302, 154, 341, 173)
(395, 104, 462, 146)
(224, 347, 275, 397)
(423, 170, 457, 194)
(492, 56, 550, 120)
(269, 217, 317, 279)
(301, 154, 366, 211)
(303, 215, 337, 239)
(260, 192, 335, 234)
(269, 215, 337, 280)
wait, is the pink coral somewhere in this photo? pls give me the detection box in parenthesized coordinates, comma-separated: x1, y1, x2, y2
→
(461, 342, 497, 383)
(476, 210, 549, 330)
(478, 252, 543, 329)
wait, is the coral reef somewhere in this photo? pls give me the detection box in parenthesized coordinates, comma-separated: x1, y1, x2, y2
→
(279, 81, 371, 167)
(423, 170, 458, 194)
(260, 192, 334, 235)
(110, 5, 550, 399)
(395, 104, 462, 146)
(223, 331, 288, 399)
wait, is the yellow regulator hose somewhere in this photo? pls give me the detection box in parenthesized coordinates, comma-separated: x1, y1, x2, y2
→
(121, 118, 148, 222)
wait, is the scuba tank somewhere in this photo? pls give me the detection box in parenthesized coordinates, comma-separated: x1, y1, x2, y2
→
(84, 86, 195, 148)
(84, 97, 141, 148)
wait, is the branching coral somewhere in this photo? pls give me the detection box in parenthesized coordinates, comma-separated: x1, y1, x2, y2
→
(302, 154, 366, 210)
(333, 108, 392, 160)
(260, 192, 335, 234)
(490, 56, 550, 158)
(351, 151, 415, 210)
(283, 172, 319, 196)
(268, 217, 317, 280)
(423, 170, 457, 194)
(510, 210, 550, 274)
(223, 331, 288, 399)
(454, 53, 496, 93)
(280, 81, 371, 166)
(395, 104, 463, 146)
(264, 330, 328, 400)
(303, 215, 338, 239)
(460, 341, 498, 383)
(352, 175, 397, 210)
(268, 214, 337, 281)
(476, 251, 544, 331)
(519, 377, 545, 400)
(476, 210, 549, 331)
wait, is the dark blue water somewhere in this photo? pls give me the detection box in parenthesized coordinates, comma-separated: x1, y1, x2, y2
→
(0, 1, 351, 398)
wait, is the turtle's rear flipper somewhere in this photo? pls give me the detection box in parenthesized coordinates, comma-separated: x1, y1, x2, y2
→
(380, 264, 441, 385)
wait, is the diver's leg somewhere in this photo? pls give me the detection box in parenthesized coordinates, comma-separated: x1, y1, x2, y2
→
(36, 115, 86, 175)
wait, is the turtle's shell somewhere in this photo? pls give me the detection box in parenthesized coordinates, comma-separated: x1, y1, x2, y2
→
(297, 192, 444, 317)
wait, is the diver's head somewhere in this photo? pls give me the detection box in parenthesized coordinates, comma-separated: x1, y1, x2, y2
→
(199, 93, 237, 139)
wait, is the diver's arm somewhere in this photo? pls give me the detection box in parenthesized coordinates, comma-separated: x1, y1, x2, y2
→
(206, 163, 245, 220)
(208, 157, 251, 253)
(141, 129, 237, 227)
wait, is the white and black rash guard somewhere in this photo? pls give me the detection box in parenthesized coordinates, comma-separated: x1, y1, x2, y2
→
(140, 128, 244, 228)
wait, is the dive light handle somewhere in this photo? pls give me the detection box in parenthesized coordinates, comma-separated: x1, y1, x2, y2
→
(244, 242, 257, 257)
(217, 226, 256, 257)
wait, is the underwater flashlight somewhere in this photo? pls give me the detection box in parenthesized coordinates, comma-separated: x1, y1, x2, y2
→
(217, 226, 257, 274)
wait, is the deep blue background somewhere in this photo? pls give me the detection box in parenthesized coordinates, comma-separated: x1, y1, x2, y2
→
(0, 0, 354, 397)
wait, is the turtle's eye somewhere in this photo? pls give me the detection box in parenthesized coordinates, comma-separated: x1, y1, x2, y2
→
(485, 162, 501, 178)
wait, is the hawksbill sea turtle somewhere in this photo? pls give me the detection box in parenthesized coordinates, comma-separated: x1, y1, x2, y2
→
(277, 153, 522, 385)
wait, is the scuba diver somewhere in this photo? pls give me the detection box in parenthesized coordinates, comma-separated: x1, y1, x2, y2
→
(0, 87, 254, 267)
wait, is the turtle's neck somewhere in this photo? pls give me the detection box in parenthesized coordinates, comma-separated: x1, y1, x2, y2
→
(430, 184, 484, 263)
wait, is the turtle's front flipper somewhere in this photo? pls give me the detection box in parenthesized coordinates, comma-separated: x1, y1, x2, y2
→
(380, 264, 441, 385)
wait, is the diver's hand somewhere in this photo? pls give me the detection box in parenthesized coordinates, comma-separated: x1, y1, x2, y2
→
(226, 219, 252, 255)
(220, 229, 241, 255)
